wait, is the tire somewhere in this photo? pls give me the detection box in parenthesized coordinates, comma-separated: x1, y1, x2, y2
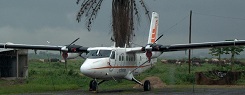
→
(91, 80, 98, 92)
(89, 80, 93, 91)
(144, 80, 151, 91)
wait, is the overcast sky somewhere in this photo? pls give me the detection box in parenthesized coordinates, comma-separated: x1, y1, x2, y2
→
(1, 0, 245, 57)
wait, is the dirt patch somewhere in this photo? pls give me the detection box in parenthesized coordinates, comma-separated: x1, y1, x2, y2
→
(133, 76, 166, 88)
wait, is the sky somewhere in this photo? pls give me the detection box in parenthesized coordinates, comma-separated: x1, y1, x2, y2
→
(1, 0, 245, 58)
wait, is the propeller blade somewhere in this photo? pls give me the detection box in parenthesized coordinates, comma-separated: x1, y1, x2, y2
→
(62, 52, 68, 59)
(61, 38, 80, 52)
(62, 52, 68, 71)
(146, 51, 152, 62)
(154, 34, 163, 43)
(68, 38, 80, 47)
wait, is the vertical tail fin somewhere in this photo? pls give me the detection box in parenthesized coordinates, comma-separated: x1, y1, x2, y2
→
(147, 12, 159, 44)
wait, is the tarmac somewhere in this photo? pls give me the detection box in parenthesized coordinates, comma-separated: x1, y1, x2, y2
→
(19, 86, 245, 95)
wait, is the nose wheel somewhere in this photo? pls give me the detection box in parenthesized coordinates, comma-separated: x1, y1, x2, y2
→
(89, 80, 98, 92)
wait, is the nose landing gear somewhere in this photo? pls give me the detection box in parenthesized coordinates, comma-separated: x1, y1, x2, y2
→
(89, 80, 98, 92)
(89, 79, 107, 92)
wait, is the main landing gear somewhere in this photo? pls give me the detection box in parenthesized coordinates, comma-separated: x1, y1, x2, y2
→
(131, 77, 151, 91)
(125, 71, 151, 91)
(143, 80, 151, 91)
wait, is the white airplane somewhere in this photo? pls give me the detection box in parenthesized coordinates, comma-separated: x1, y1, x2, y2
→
(1, 12, 245, 92)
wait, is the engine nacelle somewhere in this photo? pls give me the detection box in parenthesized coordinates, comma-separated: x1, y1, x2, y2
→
(67, 53, 80, 59)
(62, 52, 80, 59)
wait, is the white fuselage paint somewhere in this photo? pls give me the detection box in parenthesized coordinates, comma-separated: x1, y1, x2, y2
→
(80, 47, 162, 80)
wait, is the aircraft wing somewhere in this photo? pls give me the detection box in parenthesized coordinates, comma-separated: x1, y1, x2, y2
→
(126, 47, 144, 53)
(0, 43, 88, 53)
(148, 40, 245, 52)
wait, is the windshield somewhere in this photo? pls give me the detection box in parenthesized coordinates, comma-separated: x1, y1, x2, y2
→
(87, 50, 112, 58)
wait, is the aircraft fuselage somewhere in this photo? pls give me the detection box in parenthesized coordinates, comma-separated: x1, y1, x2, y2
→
(80, 47, 162, 80)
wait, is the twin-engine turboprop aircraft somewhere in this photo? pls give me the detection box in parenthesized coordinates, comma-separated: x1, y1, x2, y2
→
(1, 12, 245, 92)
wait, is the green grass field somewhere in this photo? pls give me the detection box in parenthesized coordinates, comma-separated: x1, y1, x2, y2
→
(1, 58, 245, 94)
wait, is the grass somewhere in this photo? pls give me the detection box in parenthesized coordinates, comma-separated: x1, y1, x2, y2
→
(0, 59, 89, 94)
(1, 58, 245, 94)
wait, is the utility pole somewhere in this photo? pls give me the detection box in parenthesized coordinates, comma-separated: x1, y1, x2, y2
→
(188, 10, 192, 74)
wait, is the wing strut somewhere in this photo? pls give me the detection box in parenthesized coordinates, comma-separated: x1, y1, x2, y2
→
(130, 60, 149, 74)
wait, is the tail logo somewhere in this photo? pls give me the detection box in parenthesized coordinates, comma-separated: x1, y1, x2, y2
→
(151, 20, 158, 43)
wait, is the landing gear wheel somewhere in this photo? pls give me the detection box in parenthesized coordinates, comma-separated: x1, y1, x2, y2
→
(89, 80, 93, 91)
(89, 80, 98, 92)
(144, 80, 151, 91)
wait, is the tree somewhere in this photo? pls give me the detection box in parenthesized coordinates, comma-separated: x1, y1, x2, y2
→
(223, 46, 245, 64)
(76, 0, 150, 47)
(209, 46, 245, 70)
(209, 47, 225, 65)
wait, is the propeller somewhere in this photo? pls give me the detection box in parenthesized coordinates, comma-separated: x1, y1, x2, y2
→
(143, 34, 164, 62)
(61, 38, 80, 71)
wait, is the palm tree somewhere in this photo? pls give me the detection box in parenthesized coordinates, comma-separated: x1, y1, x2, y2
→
(76, 0, 150, 47)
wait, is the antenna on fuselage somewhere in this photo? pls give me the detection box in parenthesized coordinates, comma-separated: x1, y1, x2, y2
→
(124, 44, 127, 48)
(111, 37, 116, 47)
(113, 42, 116, 47)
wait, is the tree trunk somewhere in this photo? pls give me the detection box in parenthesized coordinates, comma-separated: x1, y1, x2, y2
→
(112, 0, 134, 47)
(231, 53, 235, 71)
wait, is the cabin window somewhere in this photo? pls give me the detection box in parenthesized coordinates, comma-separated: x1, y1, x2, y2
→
(126, 56, 128, 61)
(122, 56, 124, 61)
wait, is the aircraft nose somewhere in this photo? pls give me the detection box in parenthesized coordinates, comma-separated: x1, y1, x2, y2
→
(80, 62, 91, 76)
(80, 58, 108, 78)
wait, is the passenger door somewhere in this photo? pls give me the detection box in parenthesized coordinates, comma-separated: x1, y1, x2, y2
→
(109, 50, 116, 72)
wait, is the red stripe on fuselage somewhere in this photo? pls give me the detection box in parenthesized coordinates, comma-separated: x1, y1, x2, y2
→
(91, 64, 151, 70)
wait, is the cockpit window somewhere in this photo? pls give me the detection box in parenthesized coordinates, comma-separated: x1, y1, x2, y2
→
(87, 50, 112, 58)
